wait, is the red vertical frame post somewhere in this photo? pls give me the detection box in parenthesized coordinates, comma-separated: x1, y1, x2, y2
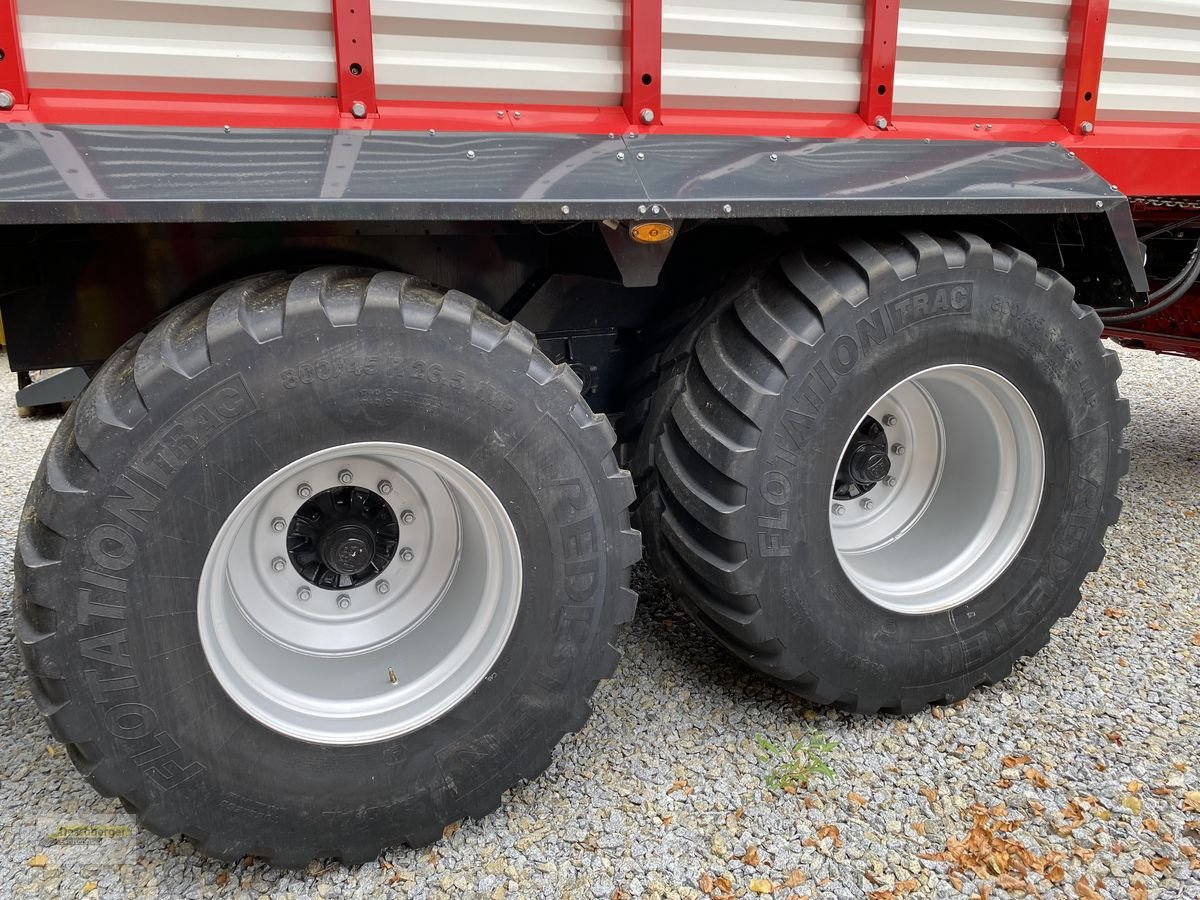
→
(860, 0, 900, 128)
(1059, 0, 1109, 135)
(624, 0, 662, 127)
(332, 0, 377, 118)
(0, 0, 30, 109)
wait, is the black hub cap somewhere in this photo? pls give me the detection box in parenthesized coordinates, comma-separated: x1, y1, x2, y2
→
(287, 486, 399, 589)
(834, 416, 891, 500)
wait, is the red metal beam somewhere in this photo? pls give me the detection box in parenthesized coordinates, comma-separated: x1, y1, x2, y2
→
(624, 0, 662, 128)
(332, 0, 377, 118)
(1060, 0, 1109, 135)
(0, 0, 29, 109)
(859, 0, 900, 129)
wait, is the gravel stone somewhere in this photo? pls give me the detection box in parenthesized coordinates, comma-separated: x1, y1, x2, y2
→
(1, 344, 1197, 899)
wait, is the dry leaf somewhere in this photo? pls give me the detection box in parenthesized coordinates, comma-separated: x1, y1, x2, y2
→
(816, 825, 842, 846)
(1127, 780, 1143, 794)
(699, 872, 715, 894)
(919, 786, 938, 804)
(1148, 621, 1163, 631)
(1001, 754, 1032, 768)
(715, 875, 734, 893)
(667, 778, 691, 795)
(1183, 791, 1200, 812)
(1105, 731, 1122, 745)
(749, 878, 774, 894)
(216, 871, 229, 887)
(1046, 864, 1066, 884)
(1191, 632, 1200, 647)
(1130, 882, 1148, 900)
(1103, 607, 1124, 619)
(442, 821, 461, 840)
(1152, 856, 1171, 872)
(1029, 800, 1046, 816)
(1024, 767, 1050, 788)
(848, 791, 868, 808)
(785, 869, 806, 887)
(1075, 875, 1103, 900)
(27, 854, 48, 868)
(895, 879, 917, 893)
(1133, 859, 1154, 875)
(1073, 844, 1096, 862)
(948, 873, 963, 891)
(911, 820, 927, 837)
(742, 845, 761, 867)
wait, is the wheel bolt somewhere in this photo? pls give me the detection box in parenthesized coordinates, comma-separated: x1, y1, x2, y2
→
(297, 482, 312, 499)
(336, 594, 351, 610)
(860, 498, 874, 510)
(376, 580, 390, 595)
(891, 443, 906, 456)
(832, 504, 845, 517)
(271, 517, 286, 532)
(296, 586, 311, 602)
(400, 547, 415, 562)
(378, 480, 393, 495)
(884, 476, 898, 487)
(400, 509, 415, 525)
(882, 414, 897, 427)
(271, 557, 286, 572)
(338, 469, 353, 484)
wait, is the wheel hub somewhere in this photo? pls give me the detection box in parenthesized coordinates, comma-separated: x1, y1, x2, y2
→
(287, 486, 398, 587)
(835, 416, 891, 499)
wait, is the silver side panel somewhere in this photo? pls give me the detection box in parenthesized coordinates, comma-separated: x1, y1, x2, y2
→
(372, 0, 624, 107)
(893, 0, 1071, 119)
(1100, 0, 1200, 123)
(661, 0, 863, 112)
(17, 0, 336, 97)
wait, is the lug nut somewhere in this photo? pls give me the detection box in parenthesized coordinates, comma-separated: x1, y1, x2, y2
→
(336, 594, 351, 610)
(296, 586, 311, 602)
(832, 504, 845, 517)
(884, 476, 898, 487)
(271, 517, 286, 532)
(891, 443, 906, 456)
(338, 469, 353, 484)
(271, 557, 287, 572)
(400, 547, 415, 562)
(376, 580, 390, 595)
(860, 498, 874, 510)
(882, 414, 897, 427)
(297, 482, 312, 499)
(377, 480, 393, 495)
(400, 509, 415, 525)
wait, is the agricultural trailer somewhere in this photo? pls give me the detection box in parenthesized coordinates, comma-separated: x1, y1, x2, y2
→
(2, 0, 1199, 865)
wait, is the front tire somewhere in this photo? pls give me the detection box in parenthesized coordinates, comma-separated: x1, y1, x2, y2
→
(637, 232, 1128, 713)
(15, 268, 639, 865)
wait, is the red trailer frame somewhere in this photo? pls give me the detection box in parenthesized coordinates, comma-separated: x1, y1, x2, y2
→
(1, 0, 1198, 356)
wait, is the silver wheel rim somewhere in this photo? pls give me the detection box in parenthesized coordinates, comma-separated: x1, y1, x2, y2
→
(198, 441, 522, 745)
(829, 365, 1044, 615)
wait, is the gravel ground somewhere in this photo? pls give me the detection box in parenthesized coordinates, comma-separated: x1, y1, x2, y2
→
(1, 344, 1197, 900)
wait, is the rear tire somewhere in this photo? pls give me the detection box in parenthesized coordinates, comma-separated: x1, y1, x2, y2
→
(15, 268, 639, 865)
(636, 232, 1128, 712)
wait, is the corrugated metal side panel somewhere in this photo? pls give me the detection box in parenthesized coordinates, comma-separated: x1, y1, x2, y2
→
(372, 0, 624, 107)
(17, 0, 336, 97)
(661, 0, 863, 112)
(893, 0, 1071, 119)
(1100, 0, 1200, 123)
